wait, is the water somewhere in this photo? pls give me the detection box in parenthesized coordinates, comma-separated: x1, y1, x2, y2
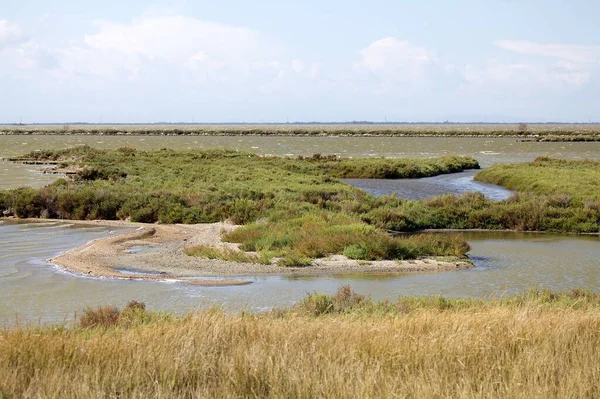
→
(1, 135, 599, 323)
(344, 170, 513, 200)
(1, 221, 599, 324)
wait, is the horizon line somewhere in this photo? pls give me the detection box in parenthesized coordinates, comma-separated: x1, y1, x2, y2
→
(2, 121, 599, 126)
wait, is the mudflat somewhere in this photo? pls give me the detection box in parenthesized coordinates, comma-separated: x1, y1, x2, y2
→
(41, 219, 472, 285)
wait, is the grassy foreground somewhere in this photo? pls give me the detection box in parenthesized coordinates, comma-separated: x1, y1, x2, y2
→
(1, 287, 599, 398)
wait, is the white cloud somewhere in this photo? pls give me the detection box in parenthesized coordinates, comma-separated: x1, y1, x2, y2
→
(84, 16, 262, 64)
(291, 59, 305, 74)
(463, 59, 591, 97)
(76, 15, 280, 85)
(0, 11, 330, 105)
(0, 19, 25, 50)
(495, 40, 600, 64)
(352, 37, 460, 96)
(462, 40, 599, 95)
(354, 37, 437, 82)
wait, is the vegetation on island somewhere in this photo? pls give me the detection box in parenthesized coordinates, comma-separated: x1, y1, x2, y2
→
(0, 147, 478, 264)
(1, 287, 599, 398)
(1, 148, 599, 266)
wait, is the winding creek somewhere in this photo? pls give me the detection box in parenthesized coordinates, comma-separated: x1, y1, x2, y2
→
(1, 135, 599, 323)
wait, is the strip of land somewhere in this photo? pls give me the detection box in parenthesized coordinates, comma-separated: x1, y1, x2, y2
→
(45, 219, 472, 283)
(1, 123, 600, 141)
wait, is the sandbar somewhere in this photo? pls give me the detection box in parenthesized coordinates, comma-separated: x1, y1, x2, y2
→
(5, 218, 473, 284)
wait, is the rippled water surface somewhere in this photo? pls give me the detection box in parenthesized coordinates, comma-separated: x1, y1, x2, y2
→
(1, 221, 599, 324)
(2, 135, 600, 189)
(344, 170, 513, 200)
(1, 136, 599, 323)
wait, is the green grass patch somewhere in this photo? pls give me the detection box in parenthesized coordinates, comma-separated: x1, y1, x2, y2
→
(1, 147, 478, 262)
(476, 156, 600, 202)
(184, 245, 262, 264)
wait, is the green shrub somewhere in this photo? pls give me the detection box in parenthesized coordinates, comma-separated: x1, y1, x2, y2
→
(277, 254, 313, 267)
(343, 244, 369, 260)
(184, 245, 260, 263)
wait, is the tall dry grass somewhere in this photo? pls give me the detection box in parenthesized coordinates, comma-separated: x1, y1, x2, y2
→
(1, 289, 599, 398)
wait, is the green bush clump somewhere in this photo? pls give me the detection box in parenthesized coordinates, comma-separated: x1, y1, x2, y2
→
(299, 285, 367, 315)
(277, 254, 313, 267)
(343, 244, 369, 260)
(8, 148, 599, 263)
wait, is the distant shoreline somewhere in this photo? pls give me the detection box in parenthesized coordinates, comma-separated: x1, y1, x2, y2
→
(2, 123, 599, 141)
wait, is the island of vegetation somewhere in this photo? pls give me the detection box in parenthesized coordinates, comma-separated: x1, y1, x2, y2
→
(1, 147, 599, 282)
(1, 147, 481, 280)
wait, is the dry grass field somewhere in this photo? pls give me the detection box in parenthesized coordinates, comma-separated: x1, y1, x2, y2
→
(1, 288, 599, 398)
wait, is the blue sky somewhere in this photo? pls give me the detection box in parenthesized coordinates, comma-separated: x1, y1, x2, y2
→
(1, 0, 599, 123)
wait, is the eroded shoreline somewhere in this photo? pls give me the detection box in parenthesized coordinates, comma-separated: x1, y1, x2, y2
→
(1, 218, 473, 284)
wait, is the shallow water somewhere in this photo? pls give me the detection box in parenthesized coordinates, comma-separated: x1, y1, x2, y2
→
(1, 135, 599, 323)
(1, 221, 598, 324)
(344, 170, 513, 200)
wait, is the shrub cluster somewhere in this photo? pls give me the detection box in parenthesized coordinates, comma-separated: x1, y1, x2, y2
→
(5, 148, 598, 263)
(1, 147, 479, 261)
(79, 300, 153, 329)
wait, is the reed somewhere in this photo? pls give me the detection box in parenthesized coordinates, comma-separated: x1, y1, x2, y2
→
(1, 288, 599, 398)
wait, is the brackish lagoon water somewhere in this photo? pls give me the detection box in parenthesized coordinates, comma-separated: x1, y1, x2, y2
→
(1, 221, 598, 324)
(0, 135, 599, 324)
(2, 135, 600, 188)
(344, 170, 513, 200)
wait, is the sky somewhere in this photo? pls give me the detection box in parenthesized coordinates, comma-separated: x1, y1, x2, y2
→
(1, 0, 599, 123)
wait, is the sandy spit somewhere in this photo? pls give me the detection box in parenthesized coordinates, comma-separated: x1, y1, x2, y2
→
(4, 218, 473, 285)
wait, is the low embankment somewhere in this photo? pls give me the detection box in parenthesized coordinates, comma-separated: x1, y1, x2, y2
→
(1, 287, 599, 398)
(2, 123, 600, 141)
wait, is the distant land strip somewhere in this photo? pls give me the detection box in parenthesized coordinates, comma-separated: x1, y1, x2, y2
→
(1, 124, 600, 141)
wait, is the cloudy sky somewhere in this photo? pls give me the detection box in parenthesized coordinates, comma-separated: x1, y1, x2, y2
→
(1, 0, 599, 123)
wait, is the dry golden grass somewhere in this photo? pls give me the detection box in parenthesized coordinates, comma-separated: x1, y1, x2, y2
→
(1, 289, 599, 398)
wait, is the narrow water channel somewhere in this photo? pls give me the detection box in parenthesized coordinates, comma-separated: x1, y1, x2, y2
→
(344, 170, 512, 200)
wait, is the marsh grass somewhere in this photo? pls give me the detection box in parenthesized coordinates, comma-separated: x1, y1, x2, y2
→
(2, 149, 599, 266)
(223, 211, 470, 262)
(0, 148, 478, 261)
(183, 244, 263, 264)
(1, 287, 599, 398)
(476, 156, 600, 202)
